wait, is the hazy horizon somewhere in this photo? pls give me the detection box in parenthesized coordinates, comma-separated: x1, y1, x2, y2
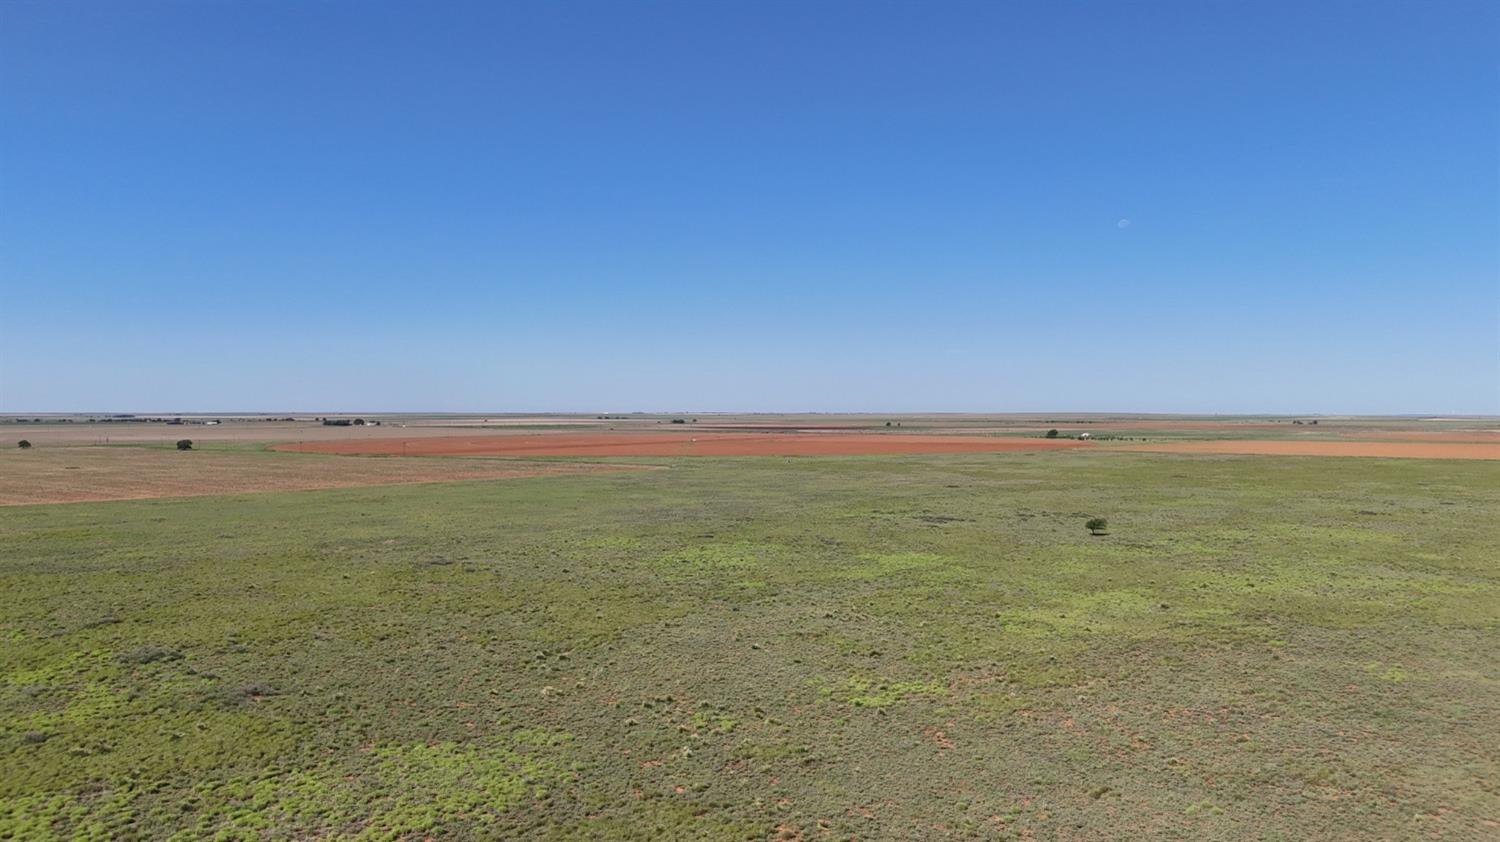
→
(4, 408, 1497, 420)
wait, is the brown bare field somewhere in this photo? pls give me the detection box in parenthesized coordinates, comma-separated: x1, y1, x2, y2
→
(0, 447, 643, 506)
(1104, 439, 1500, 460)
(275, 432, 1092, 458)
(1346, 431, 1500, 444)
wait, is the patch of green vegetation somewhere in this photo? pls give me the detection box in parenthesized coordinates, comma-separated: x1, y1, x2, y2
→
(843, 551, 964, 582)
(1, 731, 573, 840)
(819, 675, 947, 709)
(1364, 662, 1414, 683)
(2, 450, 1497, 838)
(654, 541, 774, 574)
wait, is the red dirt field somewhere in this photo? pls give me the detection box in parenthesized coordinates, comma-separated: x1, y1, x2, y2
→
(0, 448, 647, 506)
(274, 433, 1092, 458)
(1105, 440, 1500, 460)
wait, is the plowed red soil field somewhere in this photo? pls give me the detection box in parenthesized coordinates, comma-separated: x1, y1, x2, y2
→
(274, 433, 1090, 458)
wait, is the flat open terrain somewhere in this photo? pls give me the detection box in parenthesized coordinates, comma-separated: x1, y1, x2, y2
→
(1106, 439, 1500, 460)
(0, 446, 642, 506)
(276, 431, 1500, 461)
(9, 413, 1495, 448)
(2, 446, 1497, 840)
(275, 432, 1091, 458)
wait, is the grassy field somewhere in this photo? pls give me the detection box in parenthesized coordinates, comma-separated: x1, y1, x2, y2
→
(2, 451, 1497, 840)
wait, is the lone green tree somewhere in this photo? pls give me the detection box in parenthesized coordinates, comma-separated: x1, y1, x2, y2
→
(176, 439, 193, 451)
(17, 440, 31, 449)
(1045, 429, 1059, 438)
(1086, 517, 1108, 535)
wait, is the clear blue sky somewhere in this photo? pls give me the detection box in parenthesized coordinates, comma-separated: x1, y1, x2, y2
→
(2, 0, 1496, 413)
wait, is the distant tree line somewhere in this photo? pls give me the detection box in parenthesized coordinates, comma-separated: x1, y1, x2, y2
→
(1041, 430, 1141, 441)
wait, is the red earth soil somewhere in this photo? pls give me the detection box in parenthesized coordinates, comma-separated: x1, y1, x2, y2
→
(274, 433, 1091, 458)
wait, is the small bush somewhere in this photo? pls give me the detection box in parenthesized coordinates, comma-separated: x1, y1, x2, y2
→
(176, 439, 193, 451)
(1045, 429, 1059, 438)
(1086, 517, 1108, 535)
(117, 645, 183, 665)
(17, 440, 30, 449)
(199, 680, 284, 710)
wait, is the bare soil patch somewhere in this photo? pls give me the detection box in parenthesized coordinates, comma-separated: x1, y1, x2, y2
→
(1344, 431, 1500, 444)
(0, 447, 640, 506)
(1105, 440, 1500, 460)
(274, 432, 1090, 458)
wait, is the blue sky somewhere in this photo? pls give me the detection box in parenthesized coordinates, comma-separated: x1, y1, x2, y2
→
(2, 0, 1496, 413)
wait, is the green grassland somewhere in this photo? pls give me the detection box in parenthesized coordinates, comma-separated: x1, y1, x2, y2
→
(2, 452, 1497, 840)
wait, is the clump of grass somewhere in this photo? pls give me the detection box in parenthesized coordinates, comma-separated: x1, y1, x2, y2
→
(116, 646, 182, 665)
(194, 682, 281, 710)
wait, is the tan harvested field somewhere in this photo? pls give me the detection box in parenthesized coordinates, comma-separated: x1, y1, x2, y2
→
(1347, 430, 1500, 444)
(0, 447, 643, 506)
(274, 432, 1092, 458)
(1105, 439, 1500, 460)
